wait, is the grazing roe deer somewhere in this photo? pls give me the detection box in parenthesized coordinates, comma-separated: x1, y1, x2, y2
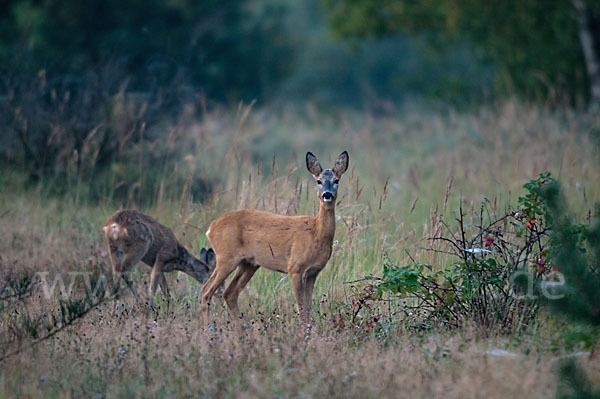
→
(201, 151, 349, 324)
(103, 210, 216, 308)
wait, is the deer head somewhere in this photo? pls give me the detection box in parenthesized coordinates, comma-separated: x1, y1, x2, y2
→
(306, 151, 349, 206)
(181, 247, 216, 284)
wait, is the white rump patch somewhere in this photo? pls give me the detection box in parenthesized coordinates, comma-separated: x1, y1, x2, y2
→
(206, 227, 211, 238)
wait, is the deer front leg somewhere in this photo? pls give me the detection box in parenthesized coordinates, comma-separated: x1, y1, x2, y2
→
(121, 272, 140, 300)
(159, 273, 171, 312)
(290, 272, 309, 322)
(303, 275, 318, 316)
(105, 241, 125, 298)
(107, 241, 147, 301)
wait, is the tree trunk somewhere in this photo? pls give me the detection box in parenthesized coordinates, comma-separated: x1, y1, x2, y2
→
(572, 0, 600, 107)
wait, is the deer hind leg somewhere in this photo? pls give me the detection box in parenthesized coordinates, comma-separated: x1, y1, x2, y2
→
(201, 257, 238, 326)
(223, 261, 258, 323)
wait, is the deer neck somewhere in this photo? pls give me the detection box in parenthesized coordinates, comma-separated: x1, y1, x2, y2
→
(315, 202, 336, 244)
(175, 246, 195, 271)
(174, 245, 212, 284)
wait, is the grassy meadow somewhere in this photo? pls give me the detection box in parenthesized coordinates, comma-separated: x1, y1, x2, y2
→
(1, 101, 599, 397)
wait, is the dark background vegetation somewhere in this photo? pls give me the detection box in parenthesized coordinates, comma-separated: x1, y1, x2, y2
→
(1, 0, 599, 205)
(1, 0, 598, 105)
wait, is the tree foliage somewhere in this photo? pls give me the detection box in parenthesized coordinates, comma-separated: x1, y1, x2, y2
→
(539, 181, 600, 326)
(324, 0, 600, 103)
(0, 0, 294, 101)
(539, 182, 600, 398)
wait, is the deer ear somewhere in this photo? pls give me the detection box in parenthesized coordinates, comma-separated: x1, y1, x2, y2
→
(306, 152, 323, 177)
(200, 248, 207, 258)
(206, 248, 216, 267)
(332, 151, 349, 177)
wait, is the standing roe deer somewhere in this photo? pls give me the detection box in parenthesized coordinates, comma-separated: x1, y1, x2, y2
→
(201, 151, 349, 324)
(103, 210, 216, 308)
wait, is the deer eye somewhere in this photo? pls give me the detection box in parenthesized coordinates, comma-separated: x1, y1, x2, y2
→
(333, 179, 339, 185)
(316, 180, 322, 185)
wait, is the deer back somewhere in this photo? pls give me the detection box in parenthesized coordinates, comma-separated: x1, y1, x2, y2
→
(104, 210, 180, 266)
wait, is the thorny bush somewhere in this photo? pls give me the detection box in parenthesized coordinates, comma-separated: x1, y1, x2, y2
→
(348, 173, 587, 334)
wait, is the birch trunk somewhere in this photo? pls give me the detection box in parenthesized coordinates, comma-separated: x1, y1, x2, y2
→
(572, 0, 600, 106)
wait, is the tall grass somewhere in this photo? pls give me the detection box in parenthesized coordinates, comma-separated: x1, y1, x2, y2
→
(0, 100, 599, 397)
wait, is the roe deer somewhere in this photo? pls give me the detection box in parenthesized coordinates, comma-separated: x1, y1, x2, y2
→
(201, 151, 349, 324)
(103, 210, 216, 308)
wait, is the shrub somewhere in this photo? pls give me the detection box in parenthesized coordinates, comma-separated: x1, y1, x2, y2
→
(350, 173, 584, 333)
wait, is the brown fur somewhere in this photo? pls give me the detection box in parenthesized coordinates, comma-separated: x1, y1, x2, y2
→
(201, 151, 349, 324)
(103, 209, 215, 308)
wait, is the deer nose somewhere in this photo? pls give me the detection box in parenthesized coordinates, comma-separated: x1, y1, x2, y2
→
(322, 191, 333, 202)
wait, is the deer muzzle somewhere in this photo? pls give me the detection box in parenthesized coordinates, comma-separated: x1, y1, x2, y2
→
(322, 191, 334, 202)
